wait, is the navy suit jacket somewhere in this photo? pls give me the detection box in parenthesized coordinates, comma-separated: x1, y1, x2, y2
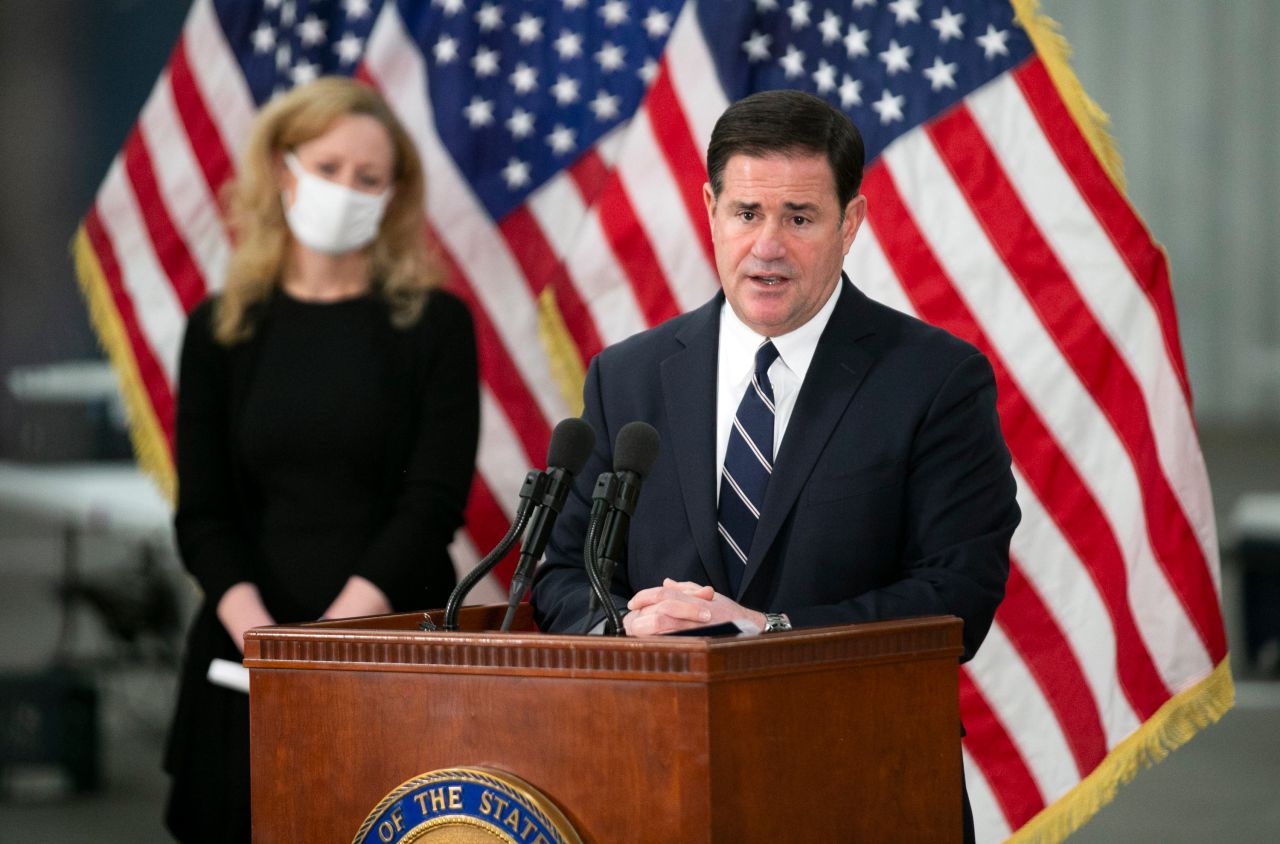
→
(531, 278, 1018, 660)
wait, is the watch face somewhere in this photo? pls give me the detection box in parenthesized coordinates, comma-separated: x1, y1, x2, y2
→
(765, 613, 791, 633)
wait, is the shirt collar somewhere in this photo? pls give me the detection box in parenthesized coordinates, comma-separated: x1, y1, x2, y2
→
(719, 276, 843, 383)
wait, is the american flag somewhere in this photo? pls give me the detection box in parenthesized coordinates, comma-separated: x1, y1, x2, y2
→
(73, 1, 1232, 840)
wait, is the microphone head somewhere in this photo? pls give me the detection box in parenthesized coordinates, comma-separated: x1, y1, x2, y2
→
(547, 417, 596, 476)
(613, 421, 661, 478)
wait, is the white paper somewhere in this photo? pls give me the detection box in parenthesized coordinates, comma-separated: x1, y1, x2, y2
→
(207, 658, 250, 694)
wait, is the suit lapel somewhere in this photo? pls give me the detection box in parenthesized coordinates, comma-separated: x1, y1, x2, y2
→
(661, 295, 732, 595)
(739, 279, 879, 598)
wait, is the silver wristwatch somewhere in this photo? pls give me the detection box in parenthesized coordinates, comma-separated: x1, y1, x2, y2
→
(762, 612, 792, 633)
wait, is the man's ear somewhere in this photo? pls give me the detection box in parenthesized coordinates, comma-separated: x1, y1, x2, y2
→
(702, 181, 716, 225)
(841, 194, 868, 253)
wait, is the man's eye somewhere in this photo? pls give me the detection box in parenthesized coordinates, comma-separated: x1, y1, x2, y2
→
(792, 216, 809, 226)
(739, 211, 755, 221)
(317, 163, 339, 175)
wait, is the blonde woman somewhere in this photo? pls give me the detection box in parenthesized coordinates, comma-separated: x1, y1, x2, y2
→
(164, 77, 479, 842)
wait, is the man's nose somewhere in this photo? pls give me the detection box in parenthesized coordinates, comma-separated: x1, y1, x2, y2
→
(750, 220, 786, 261)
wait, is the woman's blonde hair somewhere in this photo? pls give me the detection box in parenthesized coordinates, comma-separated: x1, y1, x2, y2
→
(214, 76, 442, 344)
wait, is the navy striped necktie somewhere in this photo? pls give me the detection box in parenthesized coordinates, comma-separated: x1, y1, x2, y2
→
(717, 340, 781, 594)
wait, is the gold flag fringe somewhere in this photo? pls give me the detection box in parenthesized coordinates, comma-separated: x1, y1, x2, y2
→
(1010, 659, 1235, 842)
(537, 286, 586, 417)
(71, 226, 176, 504)
(1011, 0, 1125, 193)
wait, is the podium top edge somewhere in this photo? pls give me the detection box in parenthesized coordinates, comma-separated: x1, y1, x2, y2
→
(247, 611, 959, 643)
(243, 612, 963, 679)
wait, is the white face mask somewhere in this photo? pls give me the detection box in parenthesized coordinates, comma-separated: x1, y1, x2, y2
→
(282, 153, 393, 255)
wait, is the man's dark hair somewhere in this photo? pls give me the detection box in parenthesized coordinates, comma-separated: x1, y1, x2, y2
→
(706, 89, 865, 208)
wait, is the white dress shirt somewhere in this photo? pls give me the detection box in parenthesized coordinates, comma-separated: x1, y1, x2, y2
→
(715, 279, 843, 503)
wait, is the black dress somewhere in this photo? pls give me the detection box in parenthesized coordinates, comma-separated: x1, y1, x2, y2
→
(163, 289, 479, 842)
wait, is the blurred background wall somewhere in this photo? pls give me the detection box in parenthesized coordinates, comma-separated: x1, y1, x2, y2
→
(0, 0, 185, 462)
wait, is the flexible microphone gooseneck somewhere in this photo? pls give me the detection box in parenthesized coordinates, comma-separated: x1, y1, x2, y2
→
(436, 470, 543, 631)
(585, 421, 661, 636)
(499, 418, 596, 632)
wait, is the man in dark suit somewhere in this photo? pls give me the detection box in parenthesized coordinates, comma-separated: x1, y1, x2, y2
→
(532, 89, 1018, 664)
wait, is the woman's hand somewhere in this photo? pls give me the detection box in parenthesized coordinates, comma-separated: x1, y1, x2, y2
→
(322, 575, 392, 620)
(216, 582, 276, 654)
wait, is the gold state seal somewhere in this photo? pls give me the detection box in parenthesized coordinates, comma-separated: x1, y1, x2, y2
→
(353, 767, 582, 844)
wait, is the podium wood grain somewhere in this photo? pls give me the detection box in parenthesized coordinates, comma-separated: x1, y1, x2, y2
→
(245, 606, 963, 842)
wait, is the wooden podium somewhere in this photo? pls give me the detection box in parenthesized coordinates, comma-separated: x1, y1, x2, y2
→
(245, 606, 963, 842)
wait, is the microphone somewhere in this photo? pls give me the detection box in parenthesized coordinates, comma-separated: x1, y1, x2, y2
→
(499, 417, 596, 632)
(585, 421, 661, 635)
